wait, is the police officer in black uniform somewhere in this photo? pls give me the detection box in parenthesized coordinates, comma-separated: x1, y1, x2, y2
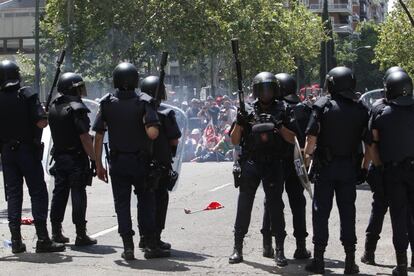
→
(260, 73, 312, 260)
(48, 72, 97, 246)
(361, 66, 414, 267)
(93, 62, 169, 260)
(368, 70, 414, 276)
(138, 75, 182, 252)
(0, 60, 65, 253)
(304, 66, 369, 274)
(229, 72, 296, 266)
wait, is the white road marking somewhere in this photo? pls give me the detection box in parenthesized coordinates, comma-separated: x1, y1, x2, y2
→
(90, 225, 118, 238)
(209, 183, 232, 192)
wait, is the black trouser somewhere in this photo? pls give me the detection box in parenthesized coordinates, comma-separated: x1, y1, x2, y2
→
(383, 165, 414, 253)
(109, 153, 156, 238)
(312, 157, 357, 248)
(1, 143, 48, 227)
(50, 152, 89, 226)
(365, 188, 414, 252)
(138, 175, 170, 237)
(234, 159, 286, 242)
(262, 159, 308, 240)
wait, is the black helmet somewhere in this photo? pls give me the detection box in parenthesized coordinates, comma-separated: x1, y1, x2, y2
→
(252, 72, 280, 104)
(0, 60, 20, 90)
(57, 72, 87, 97)
(384, 71, 414, 106)
(325, 66, 356, 100)
(275, 73, 299, 103)
(140, 75, 166, 101)
(384, 66, 406, 80)
(113, 62, 139, 90)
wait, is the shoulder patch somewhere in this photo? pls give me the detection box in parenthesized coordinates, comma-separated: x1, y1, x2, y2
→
(18, 86, 38, 99)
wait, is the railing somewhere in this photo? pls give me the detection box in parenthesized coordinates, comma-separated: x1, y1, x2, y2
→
(332, 23, 353, 33)
(0, 36, 35, 55)
(309, 3, 352, 13)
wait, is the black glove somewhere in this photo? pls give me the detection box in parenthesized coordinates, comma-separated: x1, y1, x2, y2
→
(236, 109, 249, 127)
(90, 160, 97, 177)
(356, 168, 367, 185)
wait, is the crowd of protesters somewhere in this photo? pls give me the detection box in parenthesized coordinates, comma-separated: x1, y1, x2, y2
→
(168, 95, 239, 162)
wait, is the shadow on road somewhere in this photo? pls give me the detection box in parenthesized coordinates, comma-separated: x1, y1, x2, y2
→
(243, 258, 374, 275)
(114, 249, 213, 272)
(0, 252, 73, 264)
(69, 244, 121, 255)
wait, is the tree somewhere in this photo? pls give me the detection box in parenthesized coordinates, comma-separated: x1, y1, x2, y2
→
(40, 0, 325, 97)
(375, 1, 414, 77)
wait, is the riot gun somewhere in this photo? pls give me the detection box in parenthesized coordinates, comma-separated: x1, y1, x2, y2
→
(231, 39, 246, 114)
(154, 51, 168, 102)
(45, 50, 66, 112)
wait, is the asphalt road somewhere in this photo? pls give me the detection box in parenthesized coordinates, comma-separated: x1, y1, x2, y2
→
(0, 162, 411, 275)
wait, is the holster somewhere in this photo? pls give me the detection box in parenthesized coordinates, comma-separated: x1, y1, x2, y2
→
(166, 169, 179, 191)
(366, 164, 384, 195)
(233, 162, 242, 188)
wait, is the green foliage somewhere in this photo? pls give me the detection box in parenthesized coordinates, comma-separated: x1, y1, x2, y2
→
(375, 1, 414, 77)
(40, 0, 325, 93)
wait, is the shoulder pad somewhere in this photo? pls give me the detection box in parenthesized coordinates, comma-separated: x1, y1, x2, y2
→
(69, 101, 90, 113)
(139, 92, 155, 103)
(18, 86, 38, 99)
(158, 106, 175, 117)
(312, 96, 331, 111)
(99, 93, 115, 103)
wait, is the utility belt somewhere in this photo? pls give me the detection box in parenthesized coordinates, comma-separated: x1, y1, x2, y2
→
(109, 149, 147, 161)
(384, 157, 414, 171)
(315, 146, 356, 165)
(52, 146, 84, 157)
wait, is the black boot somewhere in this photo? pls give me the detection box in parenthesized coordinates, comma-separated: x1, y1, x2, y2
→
(392, 252, 408, 276)
(9, 224, 26, 254)
(305, 246, 325, 274)
(157, 233, 171, 250)
(144, 235, 171, 259)
(121, 235, 135, 260)
(262, 233, 274, 258)
(360, 237, 376, 265)
(294, 239, 311, 259)
(344, 246, 360, 274)
(229, 236, 243, 264)
(275, 239, 288, 267)
(51, 222, 69, 244)
(35, 221, 65, 253)
(75, 224, 97, 246)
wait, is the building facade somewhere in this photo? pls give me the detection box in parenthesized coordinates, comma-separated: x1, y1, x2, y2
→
(300, 0, 388, 34)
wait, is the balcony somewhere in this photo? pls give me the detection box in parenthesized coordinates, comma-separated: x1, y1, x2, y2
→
(332, 23, 353, 34)
(309, 3, 353, 14)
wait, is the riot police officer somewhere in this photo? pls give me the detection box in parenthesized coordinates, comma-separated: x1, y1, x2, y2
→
(261, 73, 311, 260)
(361, 66, 414, 267)
(304, 66, 369, 274)
(48, 72, 97, 246)
(229, 72, 296, 266)
(0, 60, 65, 253)
(368, 70, 414, 276)
(138, 75, 182, 252)
(93, 62, 169, 260)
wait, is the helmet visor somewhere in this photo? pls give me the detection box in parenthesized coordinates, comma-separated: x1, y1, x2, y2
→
(255, 82, 277, 104)
(73, 81, 87, 97)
